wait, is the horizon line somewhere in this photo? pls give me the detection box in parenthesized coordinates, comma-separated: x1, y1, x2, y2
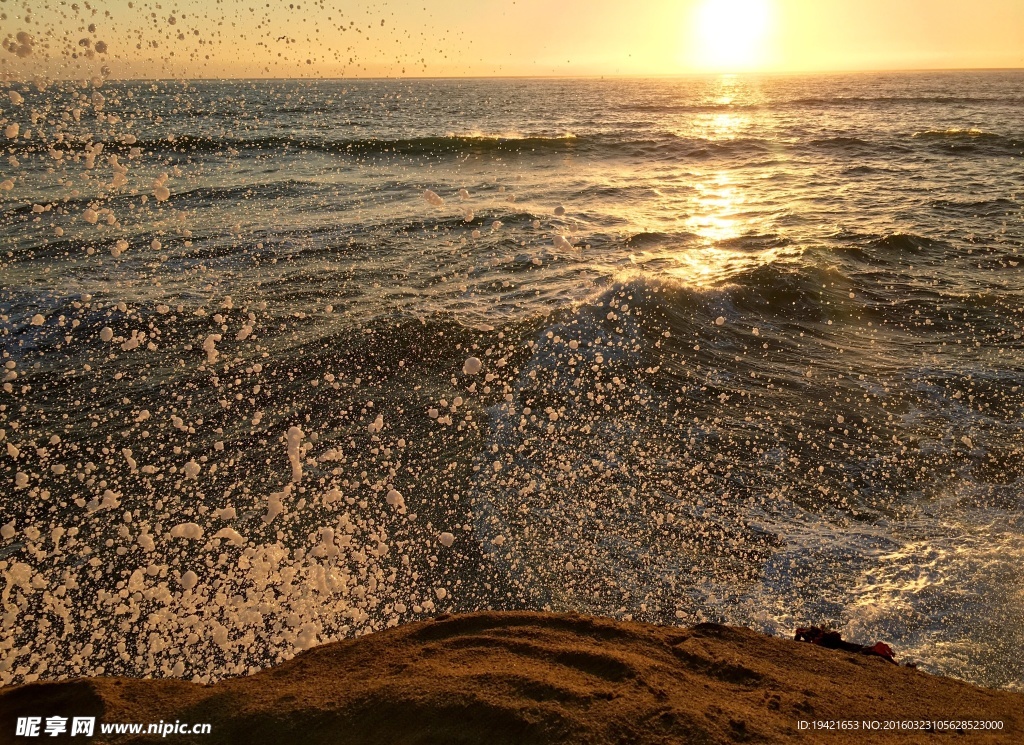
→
(7, 65, 1024, 84)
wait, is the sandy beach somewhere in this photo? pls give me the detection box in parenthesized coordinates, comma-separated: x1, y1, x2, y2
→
(2, 612, 1021, 743)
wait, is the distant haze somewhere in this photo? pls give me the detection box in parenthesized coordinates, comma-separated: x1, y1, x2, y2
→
(2, 0, 1022, 79)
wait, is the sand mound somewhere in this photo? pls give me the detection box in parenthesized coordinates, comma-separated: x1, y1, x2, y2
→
(2, 612, 1021, 743)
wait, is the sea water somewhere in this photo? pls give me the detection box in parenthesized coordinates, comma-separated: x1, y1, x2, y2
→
(1, 72, 1023, 688)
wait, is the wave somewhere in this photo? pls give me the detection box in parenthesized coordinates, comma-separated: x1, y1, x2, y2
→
(164, 179, 321, 206)
(569, 264, 838, 335)
(807, 137, 919, 155)
(810, 135, 874, 148)
(31, 126, 1017, 164)
(866, 233, 950, 253)
(715, 233, 792, 251)
(929, 197, 1019, 218)
(789, 95, 1023, 107)
(841, 165, 878, 176)
(617, 95, 1023, 114)
(624, 230, 701, 248)
(109, 133, 586, 157)
(807, 136, 904, 154)
(42, 131, 783, 162)
(19, 128, 1018, 165)
(613, 103, 763, 114)
(913, 128, 1005, 140)
(912, 129, 1023, 156)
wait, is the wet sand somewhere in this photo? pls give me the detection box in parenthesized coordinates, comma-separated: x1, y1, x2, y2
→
(2, 611, 1021, 744)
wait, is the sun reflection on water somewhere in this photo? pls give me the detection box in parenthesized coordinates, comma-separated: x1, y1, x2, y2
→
(667, 243, 789, 285)
(664, 75, 790, 286)
(687, 172, 744, 242)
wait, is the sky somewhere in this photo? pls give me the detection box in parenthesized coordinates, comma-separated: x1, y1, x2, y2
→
(1, 0, 1022, 79)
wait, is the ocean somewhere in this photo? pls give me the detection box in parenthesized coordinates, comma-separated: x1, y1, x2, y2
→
(1, 71, 1023, 688)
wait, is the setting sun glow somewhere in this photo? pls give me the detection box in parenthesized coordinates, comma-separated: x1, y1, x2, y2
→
(691, 0, 774, 72)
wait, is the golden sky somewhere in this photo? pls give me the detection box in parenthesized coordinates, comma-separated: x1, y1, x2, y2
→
(2, 0, 1022, 78)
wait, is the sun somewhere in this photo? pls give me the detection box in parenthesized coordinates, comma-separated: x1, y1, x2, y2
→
(690, 0, 774, 72)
